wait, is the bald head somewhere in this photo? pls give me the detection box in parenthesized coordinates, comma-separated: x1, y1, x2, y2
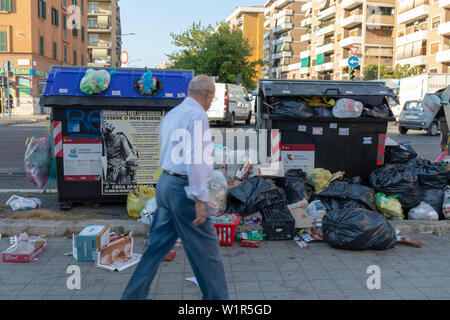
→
(188, 75, 216, 111)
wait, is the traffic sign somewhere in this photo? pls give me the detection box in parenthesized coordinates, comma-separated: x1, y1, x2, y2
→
(348, 56, 360, 68)
(350, 47, 359, 56)
(120, 51, 129, 65)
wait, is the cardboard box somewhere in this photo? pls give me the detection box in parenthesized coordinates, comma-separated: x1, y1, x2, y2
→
(95, 233, 142, 272)
(2, 238, 47, 263)
(255, 162, 285, 177)
(288, 201, 312, 229)
(73, 225, 110, 262)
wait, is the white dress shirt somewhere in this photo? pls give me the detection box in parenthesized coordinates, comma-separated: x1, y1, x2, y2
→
(159, 97, 213, 203)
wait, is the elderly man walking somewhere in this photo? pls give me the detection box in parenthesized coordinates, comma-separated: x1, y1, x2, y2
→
(121, 75, 229, 300)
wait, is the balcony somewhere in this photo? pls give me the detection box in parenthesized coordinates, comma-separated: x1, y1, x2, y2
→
(340, 36, 362, 47)
(341, 0, 363, 9)
(263, 68, 269, 76)
(274, 9, 293, 20)
(396, 30, 428, 46)
(318, 6, 336, 21)
(87, 25, 112, 33)
(438, 22, 450, 36)
(301, 17, 312, 27)
(339, 58, 350, 68)
(301, 33, 311, 42)
(436, 50, 450, 63)
(264, 19, 271, 29)
(88, 9, 112, 16)
(264, 43, 270, 50)
(315, 62, 334, 72)
(272, 51, 292, 60)
(397, 55, 427, 67)
(236, 18, 243, 26)
(317, 24, 335, 37)
(272, 36, 293, 45)
(273, 23, 293, 34)
(300, 67, 310, 74)
(316, 43, 334, 55)
(342, 15, 363, 28)
(264, 32, 270, 39)
(397, 5, 430, 25)
(301, 2, 311, 12)
(439, 0, 450, 8)
(88, 42, 112, 49)
(300, 50, 311, 59)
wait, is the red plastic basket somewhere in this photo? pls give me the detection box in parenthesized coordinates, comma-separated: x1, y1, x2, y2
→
(213, 214, 241, 246)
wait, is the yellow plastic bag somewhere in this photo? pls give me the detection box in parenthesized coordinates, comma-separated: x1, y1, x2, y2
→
(307, 168, 333, 192)
(375, 193, 404, 220)
(127, 186, 156, 219)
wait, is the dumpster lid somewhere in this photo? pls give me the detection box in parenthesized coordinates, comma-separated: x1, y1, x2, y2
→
(259, 79, 399, 103)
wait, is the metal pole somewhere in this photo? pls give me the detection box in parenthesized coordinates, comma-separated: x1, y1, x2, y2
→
(6, 74, 10, 119)
(0, 86, 4, 117)
(378, 45, 381, 80)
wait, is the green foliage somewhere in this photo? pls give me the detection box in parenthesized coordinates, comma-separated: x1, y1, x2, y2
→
(392, 64, 424, 79)
(363, 64, 394, 80)
(167, 21, 263, 89)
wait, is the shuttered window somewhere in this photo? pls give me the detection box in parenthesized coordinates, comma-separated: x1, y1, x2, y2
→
(0, 0, 11, 12)
(0, 31, 7, 52)
(38, 0, 46, 19)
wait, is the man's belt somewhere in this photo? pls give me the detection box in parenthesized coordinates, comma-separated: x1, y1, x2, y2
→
(163, 170, 188, 180)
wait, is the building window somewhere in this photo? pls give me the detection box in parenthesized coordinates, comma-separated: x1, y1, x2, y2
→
(88, 2, 99, 13)
(81, 26, 85, 41)
(0, 31, 7, 52)
(429, 68, 438, 73)
(88, 18, 97, 28)
(89, 34, 98, 46)
(0, 0, 11, 12)
(52, 8, 59, 26)
(38, 0, 46, 19)
(72, 21, 78, 37)
(81, 54, 84, 66)
(432, 16, 441, 29)
(63, 0, 66, 7)
(40, 36, 44, 55)
(53, 41, 57, 59)
(72, 0, 78, 5)
(73, 50, 77, 65)
(64, 46, 67, 63)
(430, 42, 440, 55)
(80, 0, 83, 12)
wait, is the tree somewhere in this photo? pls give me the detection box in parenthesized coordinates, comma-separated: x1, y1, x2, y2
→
(167, 22, 263, 89)
(393, 64, 424, 79)
(363, 64, 394, 80)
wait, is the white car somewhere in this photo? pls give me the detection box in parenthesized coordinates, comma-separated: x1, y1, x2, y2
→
(207, 83, 253, 127)
(389, 98, 402, 122)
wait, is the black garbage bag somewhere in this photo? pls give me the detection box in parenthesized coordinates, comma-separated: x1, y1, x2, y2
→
(369, 164, 421, 210)
(421, 187, 445, 220)
(362, 104, 392, 119)
(322, 208, 397, 250)
(284, 169, 314, 204)
(318, 181, 350, 200)
(347, 184, 378, 212)
(385, 143, 418, 164)
(339, 199, 368, 210)
(226, 177, 287, 217)
(314, 196, 341, 212)
(270, 99, 314, 118)
(407, 158, 450, 189)
(314, 107, 333, 117)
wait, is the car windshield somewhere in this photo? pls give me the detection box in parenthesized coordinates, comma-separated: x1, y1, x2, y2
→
(405, 101, 424, 111)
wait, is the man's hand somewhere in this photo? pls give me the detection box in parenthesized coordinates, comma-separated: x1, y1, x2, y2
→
(193, 199, 208, 227)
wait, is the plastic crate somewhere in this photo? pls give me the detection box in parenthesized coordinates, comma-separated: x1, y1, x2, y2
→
(261, 205, 295, 241)
(212, 214, 242, 246)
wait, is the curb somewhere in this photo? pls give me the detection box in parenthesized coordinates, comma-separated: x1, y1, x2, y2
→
(0, 219, 149, 237)
(0, 218, 448, 237)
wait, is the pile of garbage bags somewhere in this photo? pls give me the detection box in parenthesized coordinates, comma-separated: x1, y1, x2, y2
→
(79, 69, 114, 95)
(266, 96, 393, 119)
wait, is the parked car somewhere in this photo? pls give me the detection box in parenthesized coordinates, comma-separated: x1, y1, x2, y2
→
(398, 100, 440, 136)
(207, 83, 253, 127)
(389, 98, 402, 122)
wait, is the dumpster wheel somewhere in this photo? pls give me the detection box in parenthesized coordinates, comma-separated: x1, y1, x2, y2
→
(59, 202, 73, 211)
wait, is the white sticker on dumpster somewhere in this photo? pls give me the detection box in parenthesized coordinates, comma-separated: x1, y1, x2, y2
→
(63, 137, 103, 182)
(363, 137, 373, 145)
(298, 125, 307, 132)
(339, 128, 350, 136)
(312, 127, 323, 135)
(112, 90, 121, 96)
(281, 144, 315, 173)
(330, 123, 338, 129)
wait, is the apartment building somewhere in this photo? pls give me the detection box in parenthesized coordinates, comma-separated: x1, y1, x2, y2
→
(227, 6, 266, 82)
(87, 0, 121, 67)
(296, 0, 396, 80)
(263, 0, 309, 79)
(0, 0, 88, 115)
(394, 0, 450, 73)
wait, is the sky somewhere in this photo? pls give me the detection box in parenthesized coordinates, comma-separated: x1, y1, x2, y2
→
(120, 0, 265, 67)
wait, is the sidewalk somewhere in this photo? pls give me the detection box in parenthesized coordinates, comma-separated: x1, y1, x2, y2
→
(0, 233, 449, 300)
(0, 115, 48, 126)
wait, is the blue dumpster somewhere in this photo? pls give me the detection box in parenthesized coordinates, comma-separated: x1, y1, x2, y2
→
(41, 66, 194, 210)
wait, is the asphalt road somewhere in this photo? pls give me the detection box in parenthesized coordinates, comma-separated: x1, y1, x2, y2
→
(0, 119, 442, 190)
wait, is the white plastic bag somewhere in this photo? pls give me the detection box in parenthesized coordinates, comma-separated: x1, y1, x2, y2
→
(306, 200, 327, 223)
(24, 137, 51, 189)
(139, 198, 157, 225)
(332, 98, 363, 118)
(443, 186, 450, 219)
(409, 202, 439, 221)
(208, 170, 228, 213)
(6, 195, 41, 211)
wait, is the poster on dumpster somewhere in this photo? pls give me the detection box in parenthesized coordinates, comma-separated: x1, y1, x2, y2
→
(101, 110, 164, 195)
(62, 137, 103, 181)
(281, 144, 315, 173)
